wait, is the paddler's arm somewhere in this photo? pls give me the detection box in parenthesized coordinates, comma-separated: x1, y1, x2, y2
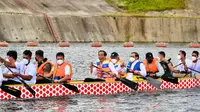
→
(13, 66, 36, 81)
(3, 74, 15, 78)
(43, 66, 55, 78)
(155, 61, 165, 77)
(42, 63, 52, 78)
(0, 57, 16, 68)
(13, 72, 33, 81)
(90, 63, 98, 75)
(2, 68, 15, 78)
(108, 62, 118, 77)
(138, 63, 147, 77)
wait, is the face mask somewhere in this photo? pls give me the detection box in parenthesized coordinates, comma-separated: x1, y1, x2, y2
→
(147, 58, 153, 63)
(111, 59, 117, 64)
(5, 58, 9, 62)
(156, 57, 160, 61)
(177, 55, 181, 60)
(57, 60, 64, 65)
(22, 58, 29, 65)
(192, 56, 197, 61)
(129, 57, 135, 62)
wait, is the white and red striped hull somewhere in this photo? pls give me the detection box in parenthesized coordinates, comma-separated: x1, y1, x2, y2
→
(1, 78, 200, 100)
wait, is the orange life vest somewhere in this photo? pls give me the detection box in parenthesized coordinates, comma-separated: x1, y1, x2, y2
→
(52, 62, 72, 83)
(143, 58, 158, 73)
(96, 58, 115, 82)
(37, 60, 53, 75)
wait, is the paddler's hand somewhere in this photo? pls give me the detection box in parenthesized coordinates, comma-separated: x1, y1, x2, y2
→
(96, 68, 103, 73)
(120, 62, 126, 68)
(54, 80, 61, 83)
(110, 73, 116, 77)
(149, 74, 156, 77)
(134, 70, 140, 75)
(36, 73, 41, 77)
(129, 69, 134, 73)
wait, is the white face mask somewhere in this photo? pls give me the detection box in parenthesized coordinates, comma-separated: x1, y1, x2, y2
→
(192, 56, 197, 61)
(156, 57, 160, 61)
(5, 58, 9, 62)
(177, 55, 181, 60)
(22, 58, 29, 65)
(129, 57, 135, 62)
(57, 60, 64, 65)
(111, 59, 117, 64)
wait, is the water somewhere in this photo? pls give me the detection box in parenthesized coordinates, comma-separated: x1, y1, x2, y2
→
(0, 43, 200, 112)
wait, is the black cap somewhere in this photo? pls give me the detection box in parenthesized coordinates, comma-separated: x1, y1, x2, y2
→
(110, 52, 119, 58)
(146, 52, 153, 59)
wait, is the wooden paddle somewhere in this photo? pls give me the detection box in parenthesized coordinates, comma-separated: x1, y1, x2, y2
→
(4, 64, 36, 97)
(92, 65, 138, 91)
(38, 75, 79, 93)
(0, 85, 21, 98)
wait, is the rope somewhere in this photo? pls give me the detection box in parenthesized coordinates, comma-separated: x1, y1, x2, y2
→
(15, 0, 59, 42)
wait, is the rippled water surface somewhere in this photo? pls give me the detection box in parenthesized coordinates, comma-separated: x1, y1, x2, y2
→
(0, 43, 200, 112)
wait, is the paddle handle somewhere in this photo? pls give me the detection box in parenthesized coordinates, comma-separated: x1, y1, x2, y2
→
(38, 74, 53, 82)
(92, 64, 111, 75)
(92, 64, 119, 79)
(188, 67, 200, 74)
(173, 63, 183, 68)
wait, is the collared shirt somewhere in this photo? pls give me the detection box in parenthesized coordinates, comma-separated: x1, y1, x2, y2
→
(191, 60, 200, 74)
(21, 62, 36, 84)
(155, 61, 165, 76)
(176, 58, 192, 72)
(92, 62, 118, 76)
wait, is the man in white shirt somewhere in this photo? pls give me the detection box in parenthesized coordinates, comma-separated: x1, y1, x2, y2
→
(0, 50, 36, 84)
(90, 50, 118, 79)
(173, 50, 192, 78)
(125, 52, 146, 81)
(190, 51, 200, 74)
(2, 50, 22, 85)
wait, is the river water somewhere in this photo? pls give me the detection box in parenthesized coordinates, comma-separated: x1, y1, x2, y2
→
(0, 43, 200, 112)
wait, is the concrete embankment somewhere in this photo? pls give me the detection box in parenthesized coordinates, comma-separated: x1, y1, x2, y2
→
(0, 0, 199, 42)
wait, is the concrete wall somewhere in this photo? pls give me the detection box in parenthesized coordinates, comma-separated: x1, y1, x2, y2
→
(53, 16, 200, 42)
(0, 14, 53, 42)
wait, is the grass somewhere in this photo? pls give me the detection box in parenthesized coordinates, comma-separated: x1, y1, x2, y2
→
(105, 0, 186, 12)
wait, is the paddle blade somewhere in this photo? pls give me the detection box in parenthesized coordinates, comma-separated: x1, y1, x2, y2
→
(119, 78, 138, 91)
(63, 83, 79, 93)
(162, 77, 178, 84)
(146, 77, 162, 89)
(0, 85, 21, 98)
(21, 80, 35, 97)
